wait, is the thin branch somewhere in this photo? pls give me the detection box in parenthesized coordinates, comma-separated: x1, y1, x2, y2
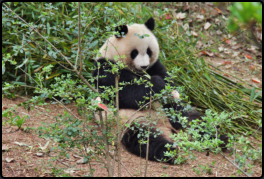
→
(109, 153, 134, 177)
(115, 75, 121, 177)
(220, 152, 250, 177)
(144, 93, 152, 177)
(56, 159, 70, 168)
(98, 110, 113, 177)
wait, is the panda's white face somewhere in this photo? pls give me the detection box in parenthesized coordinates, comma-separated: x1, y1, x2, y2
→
(97, 18, 159, 73)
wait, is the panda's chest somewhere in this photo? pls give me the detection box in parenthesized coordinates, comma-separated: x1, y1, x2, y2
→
(120, 69, 145, 83)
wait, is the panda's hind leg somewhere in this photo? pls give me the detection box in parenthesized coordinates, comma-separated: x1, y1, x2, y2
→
(121, 124, 175, 163)
(164, 103, 229, 151)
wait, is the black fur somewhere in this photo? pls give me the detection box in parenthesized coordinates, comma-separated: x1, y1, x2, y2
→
(144, 17, 155, 31)
(93, 58, 170, 109)
(115, 25, 128, 38)
(122, 125, 175, 163)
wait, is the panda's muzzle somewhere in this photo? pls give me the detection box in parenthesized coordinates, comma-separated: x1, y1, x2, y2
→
(140, 65, 149, 70)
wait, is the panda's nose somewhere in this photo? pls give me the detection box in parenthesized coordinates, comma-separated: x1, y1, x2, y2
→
(140, 66, 149, 70)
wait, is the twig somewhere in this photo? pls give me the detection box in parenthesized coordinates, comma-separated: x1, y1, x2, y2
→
(98, 111, 113, 177)
(109, 153, 134, 177)
(56, 159, 70, 168)
(220, 152, 250, 177)
(144, 93, 152, 177)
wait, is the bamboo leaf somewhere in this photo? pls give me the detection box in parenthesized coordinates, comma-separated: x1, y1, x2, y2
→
(203, 73, 211, 82)
(250, 86, 255, 103)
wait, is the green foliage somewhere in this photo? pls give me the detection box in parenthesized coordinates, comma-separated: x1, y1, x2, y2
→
(192, 164, 213, 176)
(2, 106, 29, 129)
(227, 2, 262, 32)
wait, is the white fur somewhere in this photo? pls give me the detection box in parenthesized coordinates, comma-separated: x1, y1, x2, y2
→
(96, 23, 159, 72)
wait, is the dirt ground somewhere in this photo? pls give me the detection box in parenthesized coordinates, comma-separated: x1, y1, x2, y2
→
(2, 97, 262, 177)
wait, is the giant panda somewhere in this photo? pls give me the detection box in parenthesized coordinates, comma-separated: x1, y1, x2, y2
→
(92, 17, 228, 163)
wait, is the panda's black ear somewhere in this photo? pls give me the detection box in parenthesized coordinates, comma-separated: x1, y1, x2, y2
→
(115, 25, 128, 38)
(144, 17, 155, 31)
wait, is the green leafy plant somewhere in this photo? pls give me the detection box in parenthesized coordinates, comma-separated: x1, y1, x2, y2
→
(2, 107, 29, 129)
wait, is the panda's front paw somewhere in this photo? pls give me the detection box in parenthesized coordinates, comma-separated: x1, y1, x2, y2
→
(151, 75, 166, 93)
(219, 134, 229, 152)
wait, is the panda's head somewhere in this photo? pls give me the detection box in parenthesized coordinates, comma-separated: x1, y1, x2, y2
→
(98, 17, 159, 73)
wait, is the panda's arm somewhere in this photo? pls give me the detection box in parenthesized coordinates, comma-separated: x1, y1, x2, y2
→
(93, 58, 167, 109)
(147, 60, 169, 78)
(118, 70, 166, 109)
(147, 60, 176, 86)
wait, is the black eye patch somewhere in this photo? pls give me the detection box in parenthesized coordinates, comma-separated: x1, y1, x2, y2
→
(147, 48, 152, 57)
(131, 49, 138, 59)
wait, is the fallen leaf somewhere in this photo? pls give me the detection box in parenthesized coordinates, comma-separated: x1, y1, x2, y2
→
(246, 46, 257, 53)
(197, 14, 204, 20)
(252, 78, 260, 83)
(223, 73, 230, 77)
(183, 5, 189, 11)
(182, 23, 189, 31)
(176, 12, 186, 20)
(245, 54, 252, 59)
(36, 152, 43, 157)
(214, 7, 222, 13)
(2, 106, 8, 110)
(222, 15, 228, 20)
(225, 65, 232, 69)
(201, 51, 214, 57)
(218, 46, 224, 52)
(205, 2, 213, 6)
(210, 9, 219, 17)
(5, 158, 15, 163)
(223, 38, 230, 45)
(232, 44, 241, 50)
(222, 61, 232, 65)
(64, 168, 76, 174)
(2, 145, 9, 151)
(223, 48, 232, 54)
(76, 158, 87, 164)
(232, 66, 240, 71)
(191, 31, 198, 37)
(38, 141, 50, 150)
(201, 9, 205, 14)
(232, 51, 240, 58)
(204, 22, 211, 30)
(256, 31, 262, 41)
(215, 19, 221, 25)
(165, 13, 171, 20)
(14, 141, 32, 148)
(72, 154, 82, 159)
(250, 65, 256, 70)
